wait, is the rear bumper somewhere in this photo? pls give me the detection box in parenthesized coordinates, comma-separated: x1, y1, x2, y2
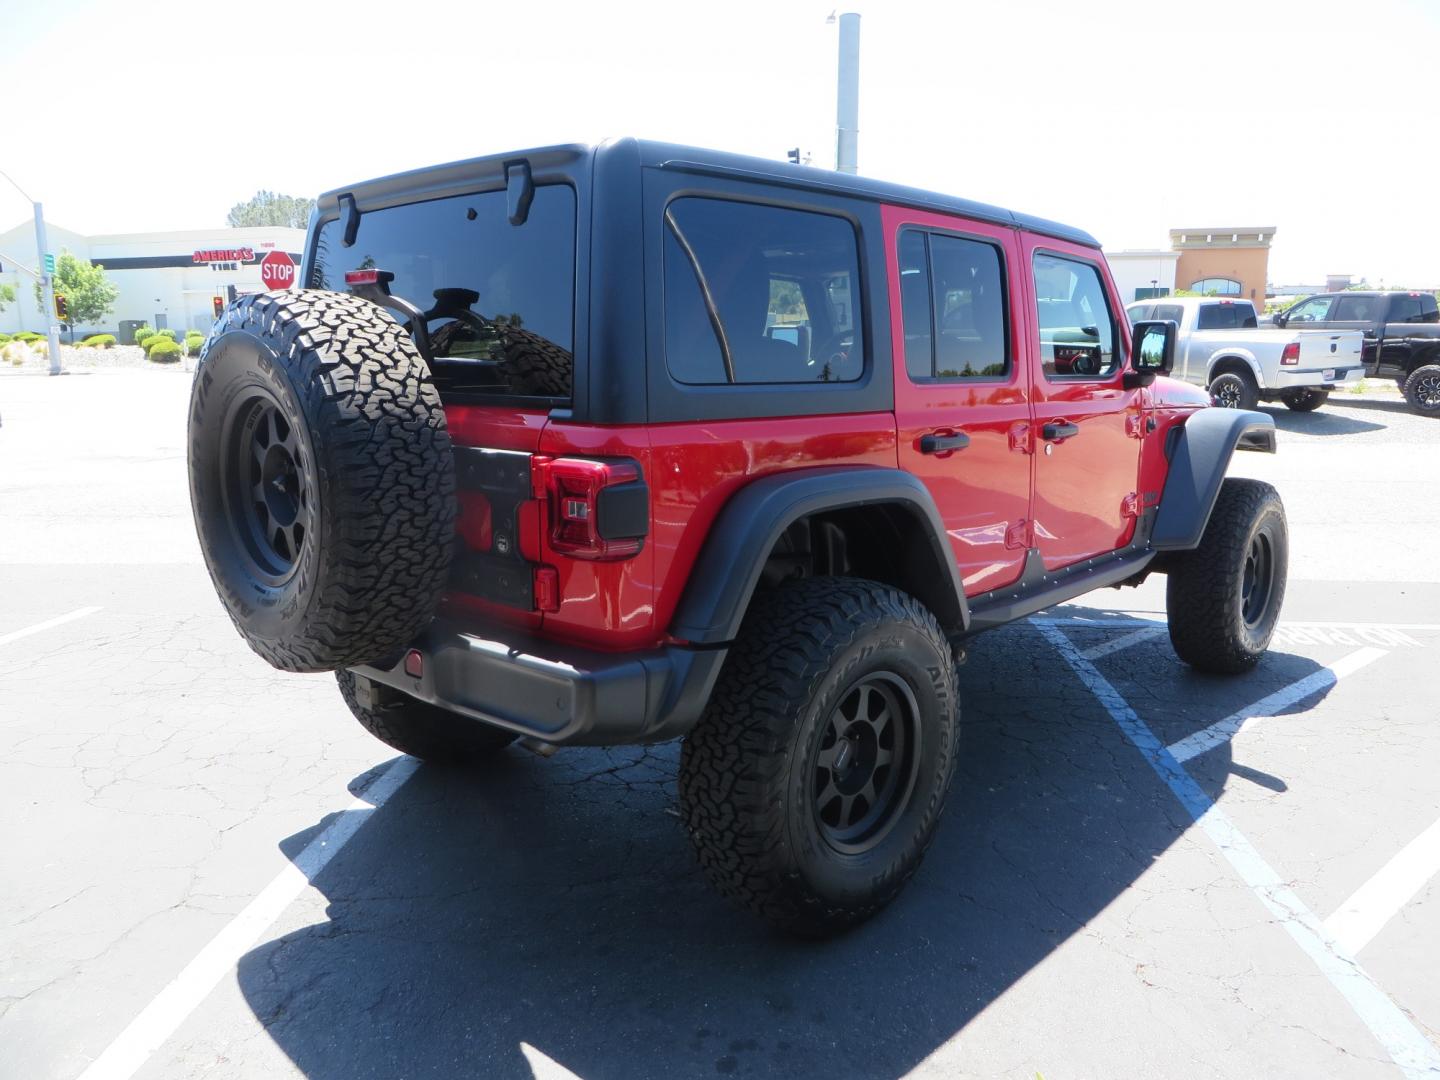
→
(1270, 364, 1365, 390)
(349, 619, 728, 747)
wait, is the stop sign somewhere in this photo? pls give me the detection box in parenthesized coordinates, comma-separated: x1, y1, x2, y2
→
(259, 250, 296, 291)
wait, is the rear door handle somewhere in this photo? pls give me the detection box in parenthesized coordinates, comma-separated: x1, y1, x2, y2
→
(919, 432, 971, 454)
(1041, 421, 1080, 441)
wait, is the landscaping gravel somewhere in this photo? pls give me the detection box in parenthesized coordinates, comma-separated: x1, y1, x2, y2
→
(1, 343, 192, 374)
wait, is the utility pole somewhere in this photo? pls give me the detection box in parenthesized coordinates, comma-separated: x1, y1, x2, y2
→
(34, 204, 63, 375)
(834, 12, 861, 174)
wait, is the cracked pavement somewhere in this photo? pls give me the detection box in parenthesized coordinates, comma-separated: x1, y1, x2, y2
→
(2, 369, 1438, 1079)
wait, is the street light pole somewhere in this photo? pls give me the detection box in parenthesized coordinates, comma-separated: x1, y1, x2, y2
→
(33, 203, 63, 375)
(834, 12, 861, 175)
(2, 168, 64, 375)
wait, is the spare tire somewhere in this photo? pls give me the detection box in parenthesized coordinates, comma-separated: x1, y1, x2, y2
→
(188, 290, 456, 672)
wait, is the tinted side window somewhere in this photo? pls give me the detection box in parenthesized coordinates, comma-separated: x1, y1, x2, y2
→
(1152, 303, 1184, 324)
(1388, 295, 1424, 323)
(898, 230, 1008, 380)
(898, 231, 933, 380)
(663, 197, 864, 385)
(1034, 253, 1117, 380)
(1285, 296, 1333, 323)
(1332, 295, 1383, 322)
(310, 185, 576, 401)
(1127, 304, 1153, 323)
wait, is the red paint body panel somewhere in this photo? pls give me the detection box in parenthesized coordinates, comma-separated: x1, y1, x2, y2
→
(882, 205, 1034, 597)
(647, 414, 897, 638)
(1016, 233, 1144, 572)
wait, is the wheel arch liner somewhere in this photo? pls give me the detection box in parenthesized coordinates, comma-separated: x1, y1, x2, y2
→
(1152, 408, 1276, 551)
(670, 467, 970, 644)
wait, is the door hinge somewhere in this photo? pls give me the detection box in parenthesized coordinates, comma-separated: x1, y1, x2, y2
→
(1005, 519, 1028, 549)
(1125, 413, 1145, 439)
(1121, 492, 1141, 519)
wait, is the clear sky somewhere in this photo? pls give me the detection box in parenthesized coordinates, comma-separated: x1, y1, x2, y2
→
(2, 0, 1437, 285)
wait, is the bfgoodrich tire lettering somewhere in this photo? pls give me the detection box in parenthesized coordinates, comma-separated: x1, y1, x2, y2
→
(188, 290, 456, 672)
(1165, 478, 1288, 673)
(678, 577, 959, 937)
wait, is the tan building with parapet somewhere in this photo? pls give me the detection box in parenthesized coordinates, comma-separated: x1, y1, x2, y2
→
(1169, 228, 1276, 308)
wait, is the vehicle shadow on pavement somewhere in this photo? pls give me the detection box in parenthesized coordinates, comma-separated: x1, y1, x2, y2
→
(237, 617, 1332, 1080)
(1259, 404, 1387, 436)
(1324, 396, 1420, 417)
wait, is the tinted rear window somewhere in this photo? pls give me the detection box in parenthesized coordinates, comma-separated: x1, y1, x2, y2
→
(1196, 302, 1256, 330)
(310, 185, 576, 401)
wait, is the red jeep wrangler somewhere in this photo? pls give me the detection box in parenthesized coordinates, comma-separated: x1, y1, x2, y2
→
(188, 140, 1286, 936)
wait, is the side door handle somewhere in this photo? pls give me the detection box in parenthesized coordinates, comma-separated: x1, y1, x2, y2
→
(919, 431, 971, 454)
(1041, 421, 1080, 441)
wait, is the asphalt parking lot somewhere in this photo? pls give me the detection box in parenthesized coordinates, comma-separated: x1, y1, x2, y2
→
(3, 368, 1439, 1080)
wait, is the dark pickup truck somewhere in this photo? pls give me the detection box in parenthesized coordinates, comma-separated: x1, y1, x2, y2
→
(1272, 290, 1440, 414)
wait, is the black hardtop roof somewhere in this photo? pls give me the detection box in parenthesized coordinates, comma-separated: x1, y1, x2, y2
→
(1308, 290, 1431, 299)
(315, 138, 1099, 249)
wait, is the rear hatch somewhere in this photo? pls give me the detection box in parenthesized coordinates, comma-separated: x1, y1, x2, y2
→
(307, 176, 579, 629)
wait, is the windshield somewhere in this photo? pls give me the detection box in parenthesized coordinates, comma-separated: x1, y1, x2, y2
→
(310, 185, 577, 402)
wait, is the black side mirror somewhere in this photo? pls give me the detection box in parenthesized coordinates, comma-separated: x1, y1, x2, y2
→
(1125, 319, 1176, 388)
(1272, 312, 1287, 327)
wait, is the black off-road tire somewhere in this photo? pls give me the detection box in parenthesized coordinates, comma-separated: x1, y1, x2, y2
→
(1209, 369, 1259, 411)
(679, 578, 959, 938)
(1403, 364, 1440, 416)
(336, 670, 515, 764)
(1281, 387, 1329, 412)
(1166, 478, 1288, 674)
(188, 290, 456, 672)
(499, 326, 573, 397)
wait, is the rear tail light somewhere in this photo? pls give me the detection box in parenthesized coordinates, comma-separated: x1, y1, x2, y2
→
(1281, 342, 1300, 365)
(540, 457, 648, 560)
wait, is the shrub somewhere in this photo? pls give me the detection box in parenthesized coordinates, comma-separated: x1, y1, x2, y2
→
(152, 328, 178, 341)
(134, 328, 155, 346)
(84, 333, 117, 348)
(186, 338, 203, 357)
(148, 339, 182, 363)
(0, 333, 10, 344)
(15, 331, 43, 342)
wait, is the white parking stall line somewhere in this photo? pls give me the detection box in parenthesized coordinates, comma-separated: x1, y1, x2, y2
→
(1078, 625, 1166, 661)
(77, 756, 421, 1080)
(1326, 815, 1440, 957)
(0, 605, 102, 647)
(1038, 623, 1440, 1080)
(1166, 647, 1389, 764)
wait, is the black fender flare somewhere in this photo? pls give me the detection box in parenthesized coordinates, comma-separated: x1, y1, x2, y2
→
(1151, 408, 1276, 551)
(670, 467, 969, 644)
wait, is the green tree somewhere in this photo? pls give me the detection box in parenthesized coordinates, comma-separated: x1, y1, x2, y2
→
(227, 190, 315, 228)
(33, 251, 119, 341)
(0, 282, 15, 311)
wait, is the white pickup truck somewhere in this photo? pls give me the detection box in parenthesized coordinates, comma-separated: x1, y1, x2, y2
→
(1125, 296, 1365, 412)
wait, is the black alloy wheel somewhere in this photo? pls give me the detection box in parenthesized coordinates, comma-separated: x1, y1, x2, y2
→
(221, 391, 312, 584)
(813, 672, 921, 854)
(1240, 530, 1275, 629)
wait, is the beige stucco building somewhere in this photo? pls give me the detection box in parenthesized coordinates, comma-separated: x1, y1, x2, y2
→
(1168, 227, 1276, 308)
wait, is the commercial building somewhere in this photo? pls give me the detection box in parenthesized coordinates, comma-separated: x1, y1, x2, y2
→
(0, 221, 304, 340)
(1104, 249, 1180, 304)
(1168, 227, 1275, 308)
(1106, 227, 1277, 307)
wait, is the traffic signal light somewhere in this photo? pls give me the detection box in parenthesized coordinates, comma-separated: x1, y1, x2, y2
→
(212, 296, 224, 319)
(54, 293, 67, 321)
